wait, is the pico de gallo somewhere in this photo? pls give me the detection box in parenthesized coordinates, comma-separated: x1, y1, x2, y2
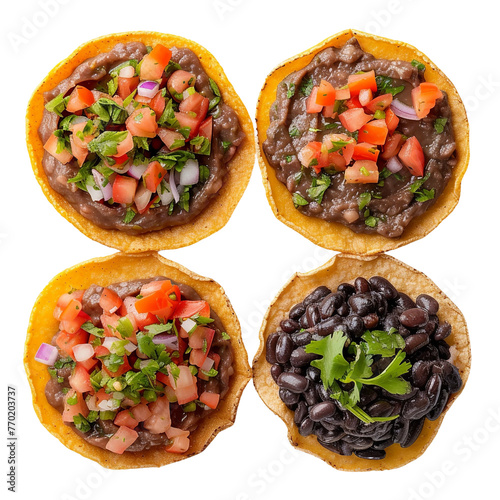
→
(40, 42, 244, 233)
(262, 38, 456, 238)
(34, 278, 233, 455)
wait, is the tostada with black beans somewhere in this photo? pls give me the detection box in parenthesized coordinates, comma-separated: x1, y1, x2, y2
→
(24, 252, 251, 469)
(256, 30, 469, 254)
(26, 32, 255, 252)
(253, 254, 470, 471)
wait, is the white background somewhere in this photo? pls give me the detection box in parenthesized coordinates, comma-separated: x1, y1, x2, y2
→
(1, 1, 498, 499)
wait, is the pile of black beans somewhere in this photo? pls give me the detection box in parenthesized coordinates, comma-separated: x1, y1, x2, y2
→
(266, 276, 463, 460)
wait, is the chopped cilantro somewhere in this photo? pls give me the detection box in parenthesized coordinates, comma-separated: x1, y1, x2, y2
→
(434, 117, 448, 134)
(286, 82, 296, 99)
(411, 59, 426, 72)
(123, 208, 136, 224)
(289, 126, 300, 138)
(292, 192, 309, 208)
(299, 76, 314, 96)
(375, 75, 404, 97)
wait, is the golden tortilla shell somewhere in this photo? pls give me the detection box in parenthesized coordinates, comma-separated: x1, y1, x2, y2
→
(24, 252, 251, 469)
(26, 32, 255, 252)
(256, 29, 469, 254)
(253, 253, 470, 471)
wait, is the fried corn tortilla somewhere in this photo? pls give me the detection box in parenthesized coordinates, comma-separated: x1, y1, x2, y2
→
(253, 253, 470, 471)
(256, 29, 469, 254)
(26, 32, 255, 252)
(24, 252, 251, 469)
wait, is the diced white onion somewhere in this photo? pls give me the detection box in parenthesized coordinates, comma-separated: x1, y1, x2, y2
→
(119, 65, 135, 78)
(98, 399, 120, 411)
(86, 176, 104, 202)
(73, 343, 94, 362)
(200, 357, 214, 373)
(179, 159, 199, 186)
(157, 180, 174, 205)
(387, 156, 404, 173)
(181, 318, 197, 334)
(128, 163, 148, 180)
(169, 174, 180, 203)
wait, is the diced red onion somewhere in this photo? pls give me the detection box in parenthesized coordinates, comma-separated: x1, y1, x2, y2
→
(35, 343, 58, 365)
(73, 343, 94, 362)
(157, 181, 174, 205)
(152, 333, 179, 351)
(119, 65, 135, 78)
(92, 169, 113, 201)
(390, 99, 419, 120)
(200, 357, 214, 373)
(107, 162, 130, 174)
(86, 176, 104, 202)
(128, 163, 148, 180)
(386, 156, 404, 173)
(179, 159, 199, 186)
(169, 174, 180, 203)
(138, 80, 160, 98)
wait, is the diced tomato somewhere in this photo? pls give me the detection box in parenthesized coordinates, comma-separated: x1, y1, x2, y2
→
(102, 355, 131, 378)
(199, 391, 220, 410)
(346, 95, 362, 109)
(114, 409, 138, 429)
(306, 86, 323, 114)
(99, 288, 122, 314)
(66, 86, 95, 113)
(189, 348, 208, 368)
(176, 337, 187, 364)
(157, 128, 185, 150)
(174, 111, 201, 140)
(143, 160, 167, 192)
(150, 92, 166, 118)
(211, 353, 221, 370)
(43, 133, 73, 164)
(412, 82, 443, 119)
(59, 298, 82, 322)
(347, 70, 377, 96)
(62, 390, 89, 423)
(173, 300, 210, 320)
(198, 116, 213, 142)
(115, 131, 134, 157)
(339, 108, 373, 132)
(60, 310, 91, 335)
(365, 93, 393, 113)
(168, 70, 196, 99)
(56, 329, 88, 358)
(322, 105, 336, 119)
(353, 142, 380, 162)
(140, 44, 172, 81)
(385, 108, 400, 134)
(134, 95, 152, 105)
(134, 183, 153, 215)
(140, 280, 170, 296)
(381, 133, 404, 160)
(321, 134, 355, 172)
(298, 141, 323, 173)
(188, 326, 215, 350)
(69, 120, 96, 149)
(117, 76, 140, 100)
(112, 175, 137, 204)
(70, 135, 88, 166)
(358, 88, 373, 107)
(126, 108, 158, 138)
(69, 364, 92, 393)
(166, 436, 190, 454)
(78, 357, 97, 372)
(144, 396, 171, 434)
(106, 426, 139, 454)
(131, 403, 152, 422)
(96, 388, 111, 404)
(100, 313, 120, 337)
(398, 136, 425, 176)
(134, 290, 175, 321)
(358, 119, 388, 145)
(166, 427, 190, 439)
(179, 92, 209, 120)
(315, 80, 336, 106)
(335, 87, 351, 100)
(344, 160, 379, 184)
(156, 371, 172, 388)
(168, 365, 198, 404)
(54, 292, 83, 320)
(122, 296, 156, 330)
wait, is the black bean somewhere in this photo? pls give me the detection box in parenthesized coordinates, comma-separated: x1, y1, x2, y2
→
(343, 411, 359, 432)
(312, 316, 344, 336)
(275, 332, 293, 364)
(400, 308, 429, 328)
(290, 347, 320, 368)
(277, 372, 309, 393)
(367, 400, 394, 418)
(359, 387, 379, 406)
(289, 302, 306, 320)
(309, 401, 337, 422)
(291, 330, 312, 346)
(382, 312, 400, 332)
(339, 442, 353, 456)
(434, 321, 451, 341)
(392, 417, 410, 444)
(355, 277, 371, 294)
(317, 383, 331, 401)
(372, 438, 394, 451)
(265, 332, 279, 364)
(432, 361, 462, 392)
(321, 418, 339, 431)
(426, 373, 442, 411)
(317, 428, 345, 443)
(298, 417, 314, 436)
(348, 294, 375, 316)
(294, 401, 308, 425)
(355, 448, 386, 460)
(270, 364, 282, 383)
(402, 391, 431, 420)
(337, 303, 350, 317)
(401, 417, 425, 448)
(318, 440, 343, 454)
(435, 340, 451, 360)
(372, 291, 388, 317)
(280, 318, 299, 333)
(369, 276, 398, 301)
(306, 366, 321, 382)
(416, 294, 439, 315)
(305, 304, 321, 327)
(337, 283, 355, 297)
(303, 385, 320, 406)
(303, 286, 331, 306)
(363, 312, 379, 329)
(404, 333, 430, 356)
(398, 325, 412, 338)
(412, 360, 432, 388)
(416, 321, 437, 336)
(279, 387, 300, 405)
(381, 386, 418, 401)
(411, 344, 439, 362)
(345, 314, 365, 338)
(396, 292, 416, 310)
(427, 389, 449, 421)
(319, 294, 337, 319)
